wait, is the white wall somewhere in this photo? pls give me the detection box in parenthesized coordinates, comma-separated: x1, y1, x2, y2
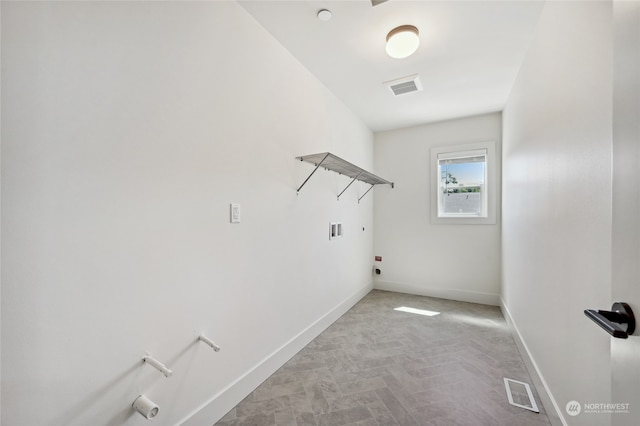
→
(502, 2, 612, 425)
(0, 2, 374, 425)
(373, 112, 502, 306)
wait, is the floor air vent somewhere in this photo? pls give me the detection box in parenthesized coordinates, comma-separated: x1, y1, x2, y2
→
(503, 378, 539, 413)
(384, 74, 422, 96)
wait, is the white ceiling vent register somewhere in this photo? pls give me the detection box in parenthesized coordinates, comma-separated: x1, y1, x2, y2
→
(383, 74, 423, 96)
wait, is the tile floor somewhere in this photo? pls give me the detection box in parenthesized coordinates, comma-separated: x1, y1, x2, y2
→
(216, 290, 551, 426)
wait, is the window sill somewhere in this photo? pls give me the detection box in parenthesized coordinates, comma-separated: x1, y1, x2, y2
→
(431, 216, 496, 225)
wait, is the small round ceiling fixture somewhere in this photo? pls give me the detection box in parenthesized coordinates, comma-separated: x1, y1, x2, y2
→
(386, 25, 420, 59)
(317, 9, 332, 21)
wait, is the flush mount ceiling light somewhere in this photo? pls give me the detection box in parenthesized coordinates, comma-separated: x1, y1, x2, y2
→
(385, 25, 419, 59)
(317, 9, 332, 21)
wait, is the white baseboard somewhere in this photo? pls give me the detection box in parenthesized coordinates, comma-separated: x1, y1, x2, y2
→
(374, 279, 500, 306)
(500, 298, 566, 426)
(178, 283, 373, 426)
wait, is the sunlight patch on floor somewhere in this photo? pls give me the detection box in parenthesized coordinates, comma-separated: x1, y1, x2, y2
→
(394, 306, 440, 317)
(446, 312, 506, 329)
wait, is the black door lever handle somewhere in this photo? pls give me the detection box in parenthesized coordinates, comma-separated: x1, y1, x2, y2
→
(584, 302, 635, 339)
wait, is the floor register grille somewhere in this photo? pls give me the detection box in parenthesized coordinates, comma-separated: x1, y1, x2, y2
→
(504, 378, 540, 413)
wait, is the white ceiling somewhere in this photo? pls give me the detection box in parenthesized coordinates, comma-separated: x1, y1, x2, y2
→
(239, 0, 545, 132)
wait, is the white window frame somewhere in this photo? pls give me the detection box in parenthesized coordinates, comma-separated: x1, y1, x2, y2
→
(430, 141, 497, 225)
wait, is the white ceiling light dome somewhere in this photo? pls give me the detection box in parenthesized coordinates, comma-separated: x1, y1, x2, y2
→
(317, 9, 332, 21)
(385, 25, 420, 59)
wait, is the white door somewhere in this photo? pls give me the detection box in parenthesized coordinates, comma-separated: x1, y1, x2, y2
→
(611, 2, 640, 425)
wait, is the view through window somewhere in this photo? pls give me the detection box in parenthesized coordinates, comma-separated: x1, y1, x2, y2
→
(437, 149, 487, 217)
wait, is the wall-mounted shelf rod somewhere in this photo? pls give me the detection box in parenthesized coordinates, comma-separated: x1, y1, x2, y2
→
(198, 334, 221, 352)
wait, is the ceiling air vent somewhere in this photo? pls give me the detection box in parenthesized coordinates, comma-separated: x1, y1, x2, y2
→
(384, 74, 423, 96)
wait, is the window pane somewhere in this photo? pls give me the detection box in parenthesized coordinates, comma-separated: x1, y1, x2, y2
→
(438, 152, 486, 216)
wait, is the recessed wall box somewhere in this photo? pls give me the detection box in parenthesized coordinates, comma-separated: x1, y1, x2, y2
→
(329, 223, 343, 240)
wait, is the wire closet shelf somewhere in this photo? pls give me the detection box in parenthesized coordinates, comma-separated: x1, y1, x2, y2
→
(296, 152, 394, 202)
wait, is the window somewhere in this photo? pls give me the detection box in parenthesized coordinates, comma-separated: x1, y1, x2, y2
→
(438, 149, 487, 217)
(430, 141, 497, 224)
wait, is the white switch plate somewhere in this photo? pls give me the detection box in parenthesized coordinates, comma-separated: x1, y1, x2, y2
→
(230, 203, 241, 223)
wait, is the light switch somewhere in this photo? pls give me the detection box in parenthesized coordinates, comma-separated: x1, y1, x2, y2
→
(230, 203, 241, 223)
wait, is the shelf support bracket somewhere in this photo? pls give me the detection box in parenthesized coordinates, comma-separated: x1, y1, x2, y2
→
(297, 153, 330, 194)
(358, 184, 376, 203)
(337, 172, 361, 200)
